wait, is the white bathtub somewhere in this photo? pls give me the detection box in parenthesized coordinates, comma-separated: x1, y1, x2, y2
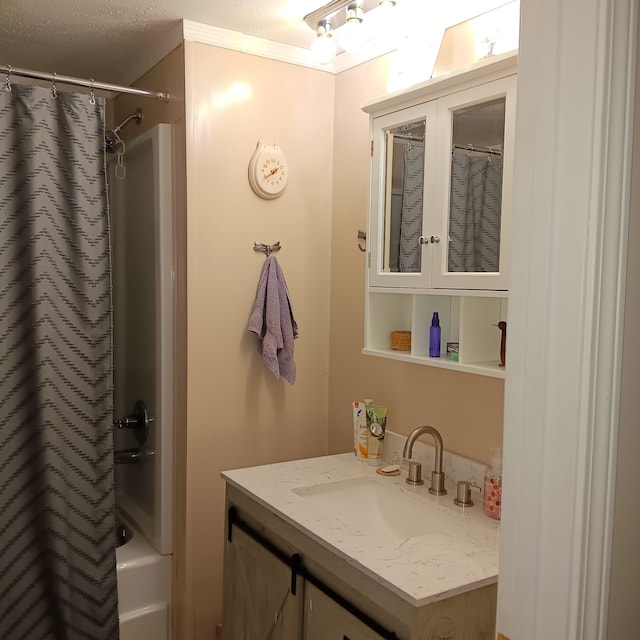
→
(116, 516, 172, 640)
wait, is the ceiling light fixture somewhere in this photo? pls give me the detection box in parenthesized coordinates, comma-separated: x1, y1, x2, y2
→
(310, 18, 338, 65)
(303, 0, 395, 34)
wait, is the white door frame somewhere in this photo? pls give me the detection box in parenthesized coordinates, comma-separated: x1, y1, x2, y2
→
(497, 0, 638, 638)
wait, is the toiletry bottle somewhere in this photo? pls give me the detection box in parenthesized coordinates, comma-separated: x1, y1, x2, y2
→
(352, 401, 365, 456)
(429, 312, 441, 357)
(357, 399, 374, 460)
(366, 405, 388, 467)
(483, 449, 502, 520)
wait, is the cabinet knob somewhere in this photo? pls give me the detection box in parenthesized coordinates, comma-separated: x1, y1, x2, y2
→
(430, 235, 440, 244)
(419, 235, 428, 245)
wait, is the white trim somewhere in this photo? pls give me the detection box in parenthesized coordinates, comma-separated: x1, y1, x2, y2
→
(181, 19, 401, 74)
(497, 0, 637, 638)
(182, 20, 333, 72)
(581, 2, 637, 635)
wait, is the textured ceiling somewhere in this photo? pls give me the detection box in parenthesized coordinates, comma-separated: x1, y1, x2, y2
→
(0, 0, 513, 88)
(0, 0, 322, 85)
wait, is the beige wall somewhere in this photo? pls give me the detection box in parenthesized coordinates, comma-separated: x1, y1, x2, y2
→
(183, 41, 334, 635)
(328, 56, 505, 464)
(114, 41, 506, 638)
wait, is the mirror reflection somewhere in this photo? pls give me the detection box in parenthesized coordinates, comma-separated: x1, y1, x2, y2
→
(448, 98, 505, 273)
(383, 119, 425, 273)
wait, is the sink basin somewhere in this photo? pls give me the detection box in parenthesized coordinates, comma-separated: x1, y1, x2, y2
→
(292, 476, 461, 543)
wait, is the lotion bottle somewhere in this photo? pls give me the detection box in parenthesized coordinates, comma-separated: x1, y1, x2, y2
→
(356, 399, 374, 460)
(429, 312, 441, 357)
(483, 449, 502, 520)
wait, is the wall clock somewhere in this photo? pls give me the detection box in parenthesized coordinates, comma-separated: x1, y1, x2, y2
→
(248, 142, 288, 199)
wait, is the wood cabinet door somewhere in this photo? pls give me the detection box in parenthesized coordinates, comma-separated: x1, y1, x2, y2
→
(304, 582, 387, 640)
(222, 527, 303, 640)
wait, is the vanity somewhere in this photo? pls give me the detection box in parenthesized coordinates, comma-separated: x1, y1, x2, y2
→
(221, 453, 499, 639)
(363, 51, 517, 378)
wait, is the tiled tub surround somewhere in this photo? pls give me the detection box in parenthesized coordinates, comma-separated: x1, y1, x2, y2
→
(222, 438, 498, 639)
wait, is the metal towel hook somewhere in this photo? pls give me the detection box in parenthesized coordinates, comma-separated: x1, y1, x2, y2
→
(357, 230, 366, 252)
(253, 241, 281, 257)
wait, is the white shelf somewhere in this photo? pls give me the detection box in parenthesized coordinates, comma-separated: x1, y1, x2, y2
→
(362, 348, 505, 379)
(364, 291, 508, 379)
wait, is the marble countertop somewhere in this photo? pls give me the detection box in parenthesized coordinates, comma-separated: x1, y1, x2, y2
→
(222, 453, 499, 608)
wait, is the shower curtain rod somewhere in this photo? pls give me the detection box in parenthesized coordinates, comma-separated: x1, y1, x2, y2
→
(453, 144, 502, 156)
(0, 64, 171, 101)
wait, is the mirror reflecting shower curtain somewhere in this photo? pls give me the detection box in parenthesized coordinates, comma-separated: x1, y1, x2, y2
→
(448, 150, 503, 272)
(0, 85, 119, 639)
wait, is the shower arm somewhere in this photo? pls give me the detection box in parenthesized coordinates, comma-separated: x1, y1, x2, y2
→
(111, 109, 142, 135)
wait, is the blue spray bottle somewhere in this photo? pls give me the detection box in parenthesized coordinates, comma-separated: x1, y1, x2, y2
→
(429, 312, 441, 357)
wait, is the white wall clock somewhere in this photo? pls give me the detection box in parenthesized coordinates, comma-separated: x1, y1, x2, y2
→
(248, 142, 288, 199)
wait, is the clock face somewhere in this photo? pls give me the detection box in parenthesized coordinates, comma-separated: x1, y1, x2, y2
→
(249, 143, 288, 199)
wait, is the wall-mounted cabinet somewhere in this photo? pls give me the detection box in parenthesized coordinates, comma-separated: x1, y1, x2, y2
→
(362, 52, 517, 378)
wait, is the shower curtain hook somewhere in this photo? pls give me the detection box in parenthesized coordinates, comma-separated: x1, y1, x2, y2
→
(50, 72, 58, 99)
(89, 78, 96, 105)
(4, 65, 11, 92)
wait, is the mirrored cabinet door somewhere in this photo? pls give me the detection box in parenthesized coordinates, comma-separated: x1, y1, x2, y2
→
(432, 75, 517, 289)
(368, 102, 438, 288)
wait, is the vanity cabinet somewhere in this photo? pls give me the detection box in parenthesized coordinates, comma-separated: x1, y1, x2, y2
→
(304, 583, 386, 640)
(223, 525, 303, 639)
(362, 52, 517, 378)
(222, 482, 497, 640)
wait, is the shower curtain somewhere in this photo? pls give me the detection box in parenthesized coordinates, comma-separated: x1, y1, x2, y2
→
(448, 149, 503, 272)
(0, 85, 119, 639)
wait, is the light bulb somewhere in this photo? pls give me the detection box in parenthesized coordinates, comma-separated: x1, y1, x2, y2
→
(311, 19, 337, 65)
(337, 2, 365, 53)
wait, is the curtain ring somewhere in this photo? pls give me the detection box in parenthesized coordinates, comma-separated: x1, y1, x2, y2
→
(51, 72, 58, 99)
(4, 65, 11, 92)
(89, 78, 96, 105)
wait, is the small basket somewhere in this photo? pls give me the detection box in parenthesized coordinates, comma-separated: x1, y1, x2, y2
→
(390, 330, 411, 351)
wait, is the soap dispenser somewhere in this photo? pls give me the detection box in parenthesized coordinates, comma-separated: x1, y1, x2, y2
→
(429, 312, 441, 357)
(483, 449, 503, 520)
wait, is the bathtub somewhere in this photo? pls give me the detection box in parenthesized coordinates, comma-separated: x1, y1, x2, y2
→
(116, 515, 172, 640)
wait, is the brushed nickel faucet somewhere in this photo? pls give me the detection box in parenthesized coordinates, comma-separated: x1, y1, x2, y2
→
(402, 425, 447, 495)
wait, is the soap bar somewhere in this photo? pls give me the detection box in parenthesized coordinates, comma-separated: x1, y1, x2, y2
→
(376, 464, 401, 476)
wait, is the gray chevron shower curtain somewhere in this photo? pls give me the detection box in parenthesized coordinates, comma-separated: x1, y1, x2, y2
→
(0, 85, 119, 639)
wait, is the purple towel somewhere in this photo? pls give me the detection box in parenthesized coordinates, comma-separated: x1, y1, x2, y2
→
(248, 256, 299, 384)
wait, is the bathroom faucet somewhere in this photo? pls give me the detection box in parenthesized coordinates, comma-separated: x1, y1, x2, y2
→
(402, 425, 447, 495)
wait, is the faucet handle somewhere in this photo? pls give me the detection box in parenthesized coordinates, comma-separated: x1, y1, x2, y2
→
(454, 480, 481, 507)
(405, 459, 424, 486)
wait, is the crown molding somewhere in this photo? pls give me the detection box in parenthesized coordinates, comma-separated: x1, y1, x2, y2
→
(181, 19, 394, 74)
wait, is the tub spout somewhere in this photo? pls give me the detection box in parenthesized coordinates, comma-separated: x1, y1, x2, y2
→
(402, 425, 447, 495)
(114, 447, 154, 464)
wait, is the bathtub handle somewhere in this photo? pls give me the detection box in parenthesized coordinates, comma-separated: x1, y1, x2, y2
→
(114, 399, 153, 445)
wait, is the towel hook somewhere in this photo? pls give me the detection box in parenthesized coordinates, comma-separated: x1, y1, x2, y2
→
(357, 230, 366, 252)
(254, 241, 281, 257)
